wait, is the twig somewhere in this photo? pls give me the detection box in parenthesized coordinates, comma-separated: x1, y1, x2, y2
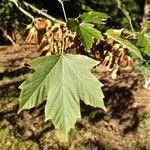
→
(117, 0, 135, 37)
(57, 0, 68, 22)
(9, 0, 34, 21)
(0, 28, 16, 45)
(23, 2, 66, 25)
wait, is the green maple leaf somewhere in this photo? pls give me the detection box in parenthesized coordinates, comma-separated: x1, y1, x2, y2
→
(79, 22, 103, 50)
(105, 29, 143, 59)
(19, 54, 106, 138)
(68, 20, 103, 51)
(80, 11, 109, 24)
(137, 33, 150, 57)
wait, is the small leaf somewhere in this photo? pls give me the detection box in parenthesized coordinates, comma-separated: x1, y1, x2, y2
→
(136, 33, 150, 57)
(105, 29, 142, 59)
(79, 22, 103, 50)
(80, 11, 109, 24)
(19, 54, 106, 138)
(110, 28, 124, 36)
(68, 19, 103, 51)
(67, 19, 79, 31)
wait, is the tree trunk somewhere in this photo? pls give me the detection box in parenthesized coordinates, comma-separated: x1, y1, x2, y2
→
(142, 0, 150, 32)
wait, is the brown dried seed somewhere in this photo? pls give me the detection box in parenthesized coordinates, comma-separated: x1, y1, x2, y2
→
(35, 20, 48, 30)
(106, 38, 114, 45)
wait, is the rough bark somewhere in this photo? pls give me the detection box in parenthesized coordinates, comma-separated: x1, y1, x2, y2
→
(142, 0, 150, 32)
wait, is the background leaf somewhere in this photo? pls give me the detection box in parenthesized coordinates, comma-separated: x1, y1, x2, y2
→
(105, 29, 142, 59)
(19, 54, 106, 138)
(80, 11, 109, 24)
(68, 19, 103, 51)
(137, 33, 150, 57)
(79, 22, 103, 50)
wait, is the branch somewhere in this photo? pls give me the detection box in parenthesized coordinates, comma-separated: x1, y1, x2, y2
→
(0, 28, 16, 45)
(23, 2, 66, 25)
(9, 0, 34, 21)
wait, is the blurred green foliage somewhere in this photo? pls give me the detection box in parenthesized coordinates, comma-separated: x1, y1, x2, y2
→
(74, 0, 143, 30)
(0, 0, 144, 44)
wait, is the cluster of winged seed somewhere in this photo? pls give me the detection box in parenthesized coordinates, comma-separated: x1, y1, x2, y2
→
(91, 38, 134, 79)
(25, 19, 76, 55)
